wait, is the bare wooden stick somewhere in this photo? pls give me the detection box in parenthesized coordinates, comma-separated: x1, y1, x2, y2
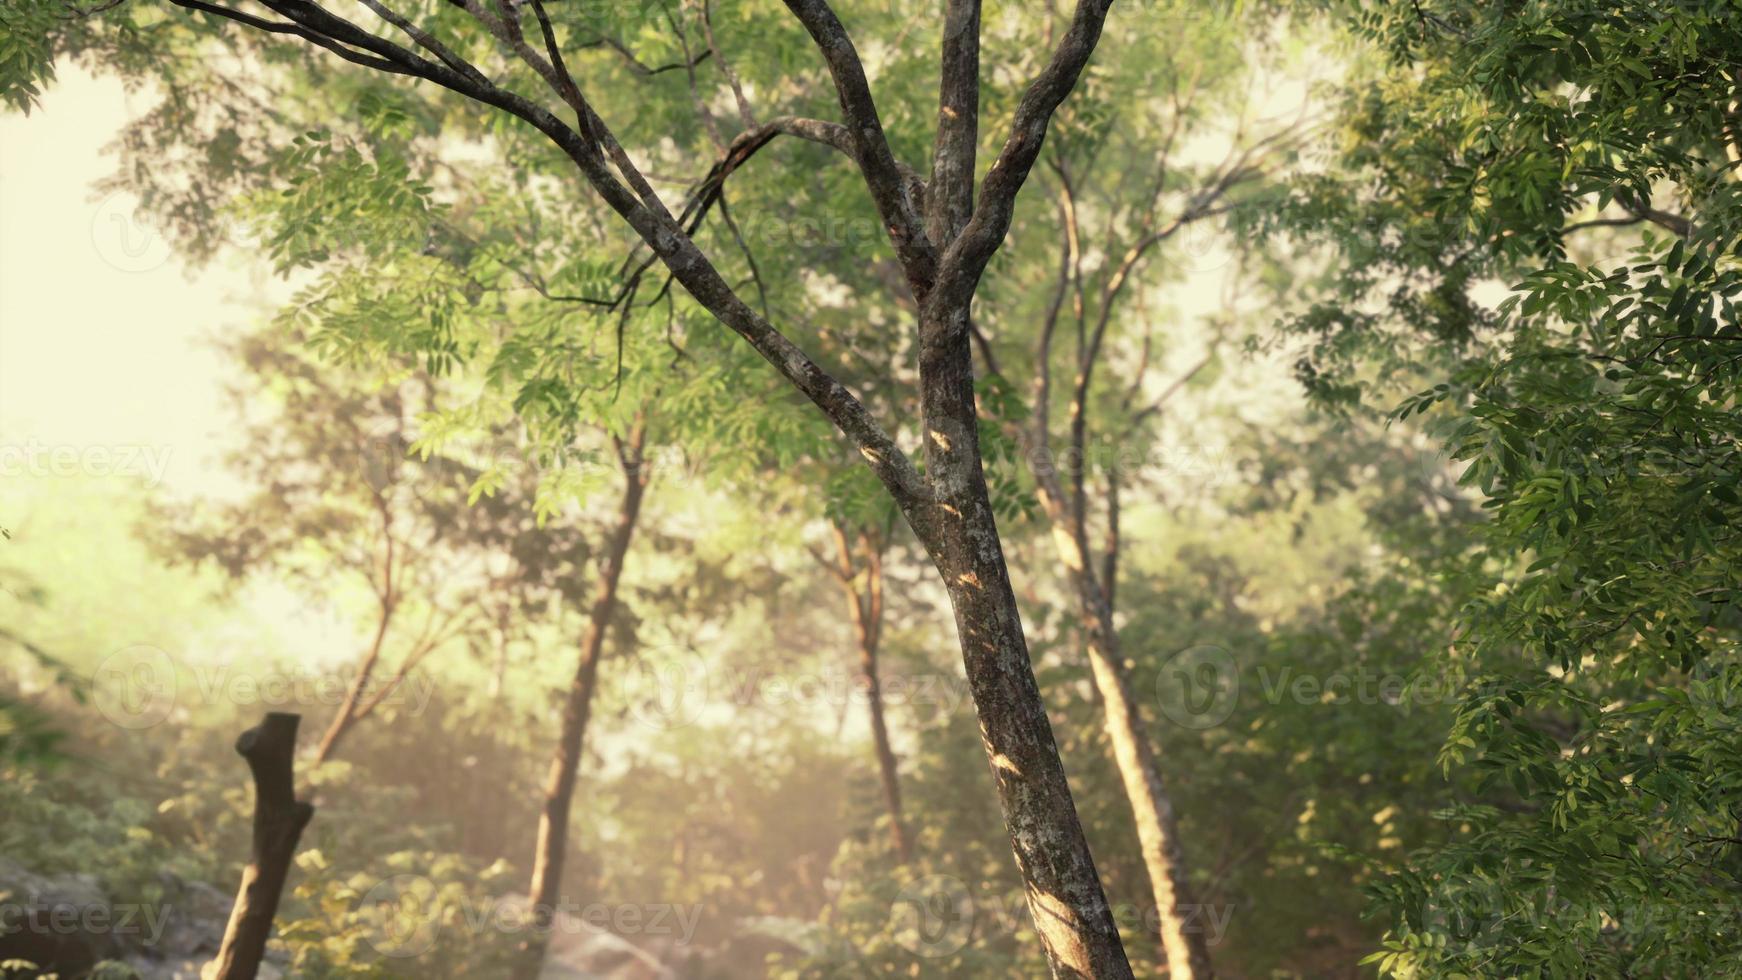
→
(206, 712, 316, 980)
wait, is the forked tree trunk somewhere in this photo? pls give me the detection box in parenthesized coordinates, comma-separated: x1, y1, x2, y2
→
(516, 427, 649, 980)
(207, 712, 315, 980)
(829, 525, 914, 864)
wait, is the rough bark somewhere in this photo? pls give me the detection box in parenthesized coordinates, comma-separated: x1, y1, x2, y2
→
(516, 426, 648, 979)
(904, 3, 1133, 971)
(207, 712, 315, 980)
(913, 296, 1132, 979)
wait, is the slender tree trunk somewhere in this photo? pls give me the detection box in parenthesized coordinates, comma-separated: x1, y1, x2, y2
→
(830, 525, 913, 864)
(208, 713, 315, 980)
(517, 427, 648, 979)
(1036, 473, 1214, 978)
(862, 645, 913, 863)
(312, 601, 393, 765)
(1079, 589, 1214, 979)
(314, 494, 399, 767)
(911, 298, 1133, 980)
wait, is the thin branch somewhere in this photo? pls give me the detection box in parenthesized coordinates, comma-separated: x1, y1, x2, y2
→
(667, 4, 727, 152)
(584, 34, 714, 77)
(699, 0, 756, 129)
(937, 0, 1115, 307)
(356, 0, 488, 84)
(1030, 184, 1076, 458)
(780, 0, 936, 291)
(716, 186, 770, 319)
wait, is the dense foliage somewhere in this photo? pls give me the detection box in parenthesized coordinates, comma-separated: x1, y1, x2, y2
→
(2, 0, 1737, 977)
(1266, 1, 1742, 974)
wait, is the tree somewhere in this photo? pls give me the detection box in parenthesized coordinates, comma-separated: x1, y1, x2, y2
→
(6, 1, 1150, 973)
(813, 517, 914, 866)
(151, 328, 671, 974)
(208, 712, 315, 980)
(990, 62, 1301, 978)
(1267, 1, 1742, 972)
(520, 420, 648, 976)
(151, 330, 590, 767)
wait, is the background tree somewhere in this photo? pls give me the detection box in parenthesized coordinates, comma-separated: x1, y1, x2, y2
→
(150, 330, 590, 768)
(1264, 0, 1742, 973)
(966, 15, 1315, 969)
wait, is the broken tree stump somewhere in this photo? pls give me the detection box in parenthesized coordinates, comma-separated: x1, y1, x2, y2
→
(205, 712, 315, 980)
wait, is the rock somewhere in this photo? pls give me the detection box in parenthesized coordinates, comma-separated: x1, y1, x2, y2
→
(148, 870, 231, 962)
(0, 860, 282, 980)
(0, 856, 129, 977)
(493, 896, 679, 980)
(121, 870, 287, 980)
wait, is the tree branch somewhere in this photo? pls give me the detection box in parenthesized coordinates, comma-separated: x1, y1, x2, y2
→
(935, 0, 1114, 309)
(780, 0, 936, 291)
(928, 0, 981, 246)
(698, 0, 756, 129)
(169, 0, 931, 525)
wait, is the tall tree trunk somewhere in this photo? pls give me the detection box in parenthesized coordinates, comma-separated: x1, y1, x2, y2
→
(517, 426, 648, 979)
(829, 525, 913, 864)
(910, 298, 1134, 979)
(1036, 471, 1214, 978)
(1079, 583, 1213, 979)
(862, 642, 913, 863)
